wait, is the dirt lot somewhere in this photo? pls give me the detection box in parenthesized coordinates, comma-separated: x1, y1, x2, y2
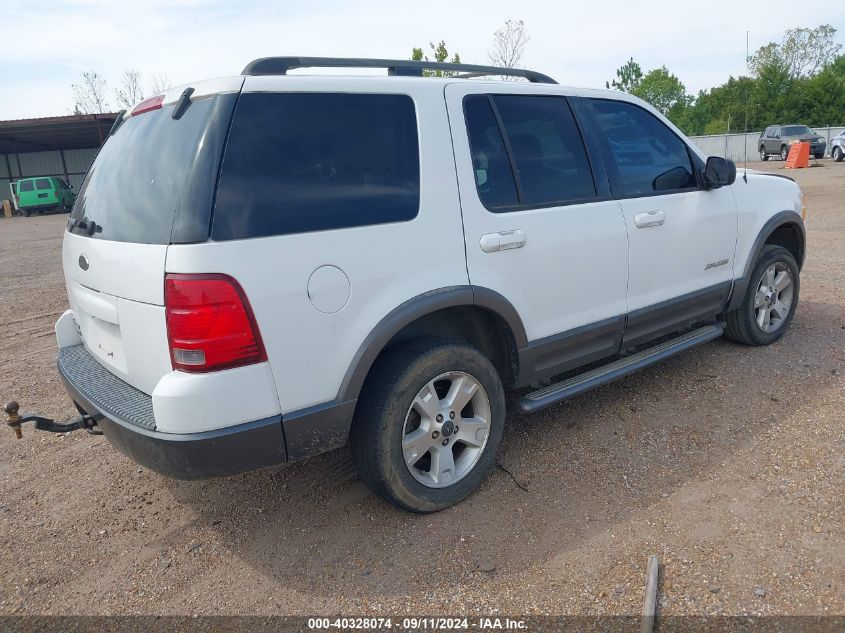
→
(0, 161, 842, 618)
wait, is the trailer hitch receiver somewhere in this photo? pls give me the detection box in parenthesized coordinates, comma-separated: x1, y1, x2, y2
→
(4, 401, 102, 438)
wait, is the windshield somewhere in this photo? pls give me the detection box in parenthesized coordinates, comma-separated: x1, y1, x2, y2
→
(782, 126, 813, 136)
(69, 93, 238, 244)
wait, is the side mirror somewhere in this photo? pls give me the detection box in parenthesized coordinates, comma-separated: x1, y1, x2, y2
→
(703, 156, 736, 189)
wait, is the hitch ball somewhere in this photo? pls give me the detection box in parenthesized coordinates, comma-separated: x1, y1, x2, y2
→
(4, 401, 22, 439)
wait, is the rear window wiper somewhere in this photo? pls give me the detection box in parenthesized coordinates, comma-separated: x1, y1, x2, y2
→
(69, 218, 102, 236)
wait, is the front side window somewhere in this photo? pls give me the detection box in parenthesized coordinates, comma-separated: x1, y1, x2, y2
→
(213, 92, 420, 240)
(35, 178, 51, 190)
(19, 180, 34, 192)
(590, 99, 696, 197)
(464, 94, 596, 212)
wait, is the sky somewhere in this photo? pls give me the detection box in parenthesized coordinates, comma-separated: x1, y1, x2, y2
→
(2, 0, 844, 120)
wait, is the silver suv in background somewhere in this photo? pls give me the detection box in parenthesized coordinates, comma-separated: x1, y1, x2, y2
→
(830, 131, 845, 162)
(759, 125, 826, 161)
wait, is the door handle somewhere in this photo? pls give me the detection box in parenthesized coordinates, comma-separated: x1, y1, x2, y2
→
(634, 210, 665, 229)
(480, 230, 526, 253)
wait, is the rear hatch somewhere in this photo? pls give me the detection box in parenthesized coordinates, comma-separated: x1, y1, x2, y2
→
(63, 79, 242, 394)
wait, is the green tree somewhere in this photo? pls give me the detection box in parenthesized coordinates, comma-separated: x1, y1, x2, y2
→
(411, 40, 461, 77)
(632, 67, 692, 117)
(606, 57, 643, 92)
(749, 25, 841, 79)
(799, 56, 845, 126)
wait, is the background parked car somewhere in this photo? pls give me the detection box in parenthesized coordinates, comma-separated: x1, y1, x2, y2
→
(14, 176, 75, 216)
(759, 125, 827, 161)
(830, 131, 845, 162)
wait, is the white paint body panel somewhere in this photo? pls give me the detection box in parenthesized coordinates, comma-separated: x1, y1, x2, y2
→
(444, 83, 629, 341)
(167, 77, 467, 414)
(732, 171, 803, 275)
(619, 188, 738, 311)
(152, 362, 281, 433)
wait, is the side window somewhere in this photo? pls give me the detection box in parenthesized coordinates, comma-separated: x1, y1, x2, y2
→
(19, 180, 34, 192)
(590, 99, 697, 197)
(464, 95, 519, 209)
(464, 94, 596, 212)
(35, 178, 51, 190)
(493, 95, 596, 206)
(213, 92, 419, 240)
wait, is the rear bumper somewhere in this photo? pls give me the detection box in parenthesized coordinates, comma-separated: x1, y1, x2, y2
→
(57, 345, 287, 479)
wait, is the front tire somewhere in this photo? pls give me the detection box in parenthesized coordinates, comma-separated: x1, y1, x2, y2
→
(351, 339, 505, 512)
(725, 245, 799, 346)
(833, 146, 843, 162)
(759, 146, 768, 161)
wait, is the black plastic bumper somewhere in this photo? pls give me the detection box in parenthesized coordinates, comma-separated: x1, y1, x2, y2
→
(57, 351, 287, 479)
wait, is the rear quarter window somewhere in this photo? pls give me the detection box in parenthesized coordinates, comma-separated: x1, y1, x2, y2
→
(35, 178, 51, 190)
(212, 92, 420, 240)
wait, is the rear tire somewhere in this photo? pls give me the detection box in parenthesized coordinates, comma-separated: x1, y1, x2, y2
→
(725, 245, 799, 346)
(21, 210, 31, 217)
(351, 338, 505, 513)
(759, 146, 768, 161)
(833, 146, 843, 162)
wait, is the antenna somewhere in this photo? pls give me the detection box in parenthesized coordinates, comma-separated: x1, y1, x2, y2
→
(744, 30, 749, 182)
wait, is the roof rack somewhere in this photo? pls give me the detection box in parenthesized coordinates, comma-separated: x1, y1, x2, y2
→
(241, 57, 557, 84)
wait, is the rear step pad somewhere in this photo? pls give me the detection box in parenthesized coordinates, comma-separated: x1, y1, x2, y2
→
(516, 324, 724, 414)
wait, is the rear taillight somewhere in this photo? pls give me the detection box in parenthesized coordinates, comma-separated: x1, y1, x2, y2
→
(165, 274, 267, 373)
(131, 94, 164, 116)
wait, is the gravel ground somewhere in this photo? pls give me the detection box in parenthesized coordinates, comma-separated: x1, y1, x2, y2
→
(0, 161, 842, 617)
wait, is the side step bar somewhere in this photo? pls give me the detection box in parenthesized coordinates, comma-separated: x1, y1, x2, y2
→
(516, 325, 724, 414)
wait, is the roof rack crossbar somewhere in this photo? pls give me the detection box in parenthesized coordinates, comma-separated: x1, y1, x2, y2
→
(241, 57, 557, 84)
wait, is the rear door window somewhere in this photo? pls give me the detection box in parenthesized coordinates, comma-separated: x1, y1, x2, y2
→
(19, 180, 34, 192)
(589, 99, 697, 197)
(464, 95, 596, 212)
(212, 92, 420, 240)
(35, 178, 51, 190)
(492, 95, 596, 207)
(463, 96, 519, 209)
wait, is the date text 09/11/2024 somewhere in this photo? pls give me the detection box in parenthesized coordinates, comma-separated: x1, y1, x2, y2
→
(307, 617, 528, 630)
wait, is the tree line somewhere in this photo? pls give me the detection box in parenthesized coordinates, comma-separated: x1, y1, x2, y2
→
(608, 25, 844, 135)
(72, 22, 843, 136)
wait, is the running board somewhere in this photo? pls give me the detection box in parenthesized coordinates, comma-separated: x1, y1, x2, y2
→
(516, 325, 724, 414)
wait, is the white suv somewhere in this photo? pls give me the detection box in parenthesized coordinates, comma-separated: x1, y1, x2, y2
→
(56, 57, 806, 512)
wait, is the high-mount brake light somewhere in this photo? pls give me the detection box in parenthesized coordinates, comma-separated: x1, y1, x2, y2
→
(165, 274, 267, 373)
(131, 95, 165, 117)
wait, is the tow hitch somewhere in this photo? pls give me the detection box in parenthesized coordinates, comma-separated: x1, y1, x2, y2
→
(4, 401, 103, 438)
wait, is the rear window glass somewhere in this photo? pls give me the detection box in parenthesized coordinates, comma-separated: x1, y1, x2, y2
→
(35, 178, 51, 190)
(212, 92, 420, 240)
(70, 95, 236, 244)
(19, 180, 34, 192)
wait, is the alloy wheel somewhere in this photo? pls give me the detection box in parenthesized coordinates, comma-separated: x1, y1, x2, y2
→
(754, 263, 794, 333)
(402, 371, 491, 488)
